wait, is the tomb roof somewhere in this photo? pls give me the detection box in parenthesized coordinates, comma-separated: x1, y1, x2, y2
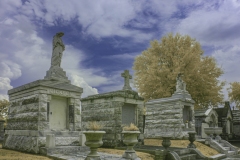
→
(81, 89, 143, 101)
(194, 108, 212, 117)
(8, 79, 83, 95)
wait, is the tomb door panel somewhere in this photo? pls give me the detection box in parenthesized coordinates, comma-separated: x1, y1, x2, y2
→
(183, 106, 190, 123)
(49, 96, 67, 130)
(122, 104, 136, 125)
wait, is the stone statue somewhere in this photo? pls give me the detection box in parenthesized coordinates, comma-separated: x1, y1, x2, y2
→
(51, 32, 65, 67)
(176, 73, 186, 92)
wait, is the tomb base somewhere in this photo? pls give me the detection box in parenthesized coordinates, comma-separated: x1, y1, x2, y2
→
(3, 130, 82, 153)
(39, 146, 89, 155)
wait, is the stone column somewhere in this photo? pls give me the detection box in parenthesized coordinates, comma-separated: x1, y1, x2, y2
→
(0, 117, 5, 142)
(39, 94, 50, 130)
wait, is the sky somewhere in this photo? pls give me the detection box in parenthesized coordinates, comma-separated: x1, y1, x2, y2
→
(0, 0, 240, 100)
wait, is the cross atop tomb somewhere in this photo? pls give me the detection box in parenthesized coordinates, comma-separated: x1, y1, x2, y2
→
(121, 70, 132, 90)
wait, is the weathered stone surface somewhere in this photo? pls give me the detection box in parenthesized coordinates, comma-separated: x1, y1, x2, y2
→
(39, 102, 47, 112)
(39, 112, 47, 121)
(3, 134, 39, 153)
(7, 121, 38, 130)
(38, 121, 49, 130)
(16, 103, 39, 113)
(8, 112, 39, 122)
(55, 137, 79, 146)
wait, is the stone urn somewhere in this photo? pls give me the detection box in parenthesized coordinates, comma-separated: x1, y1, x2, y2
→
(187, 132, 196, 148)
(122, 131, 141, 160)
(213, 127, 222, 141)
(162, 135, 172, 151)
(83, 131, 106, 160)
(204, 127, 222, 140)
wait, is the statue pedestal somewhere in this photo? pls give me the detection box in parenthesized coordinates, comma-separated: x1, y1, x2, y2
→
(44, 66, 70, 83)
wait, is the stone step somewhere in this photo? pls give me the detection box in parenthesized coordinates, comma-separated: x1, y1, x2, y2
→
(180, 153, 196, 160)
(175, 149, 190, 155)
(223, 147, 230, 151)
(219, 143, 225, 146)
(227, 151, 236, 156)
(40, 146, 89, 155)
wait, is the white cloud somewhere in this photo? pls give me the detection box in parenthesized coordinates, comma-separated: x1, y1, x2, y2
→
(0, 77, 12, 100)
(102, 52, 138, 60)
(212, 46, 240, 83)
(70, 75, 98, 98)
(174, 1, 240, 47)
(0, 77, 12, 91)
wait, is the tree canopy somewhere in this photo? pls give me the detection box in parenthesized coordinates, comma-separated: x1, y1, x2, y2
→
(228, 82, 240, 109)
(133, 33, 224, 108)
(0, 99, 9, 119)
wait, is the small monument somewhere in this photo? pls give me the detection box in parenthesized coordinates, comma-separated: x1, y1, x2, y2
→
(121, 70, 132, 90)
(81, 70, 144, 147)
(44, 32, 70, 82)
(144, 73, 195, 139)
(3, 32, 83, 154)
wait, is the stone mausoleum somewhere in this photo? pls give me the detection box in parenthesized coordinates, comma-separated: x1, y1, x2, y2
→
(3, 32, 83, 153)
(144, 74, 195, 139)
(81, 70, 144, 147)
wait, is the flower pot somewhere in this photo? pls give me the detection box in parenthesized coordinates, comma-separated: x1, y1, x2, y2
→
(83, 131, 106, 160)
(122, 131, 141, 160)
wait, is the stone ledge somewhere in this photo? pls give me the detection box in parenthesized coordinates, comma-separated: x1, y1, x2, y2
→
(5, 130, 81, 137)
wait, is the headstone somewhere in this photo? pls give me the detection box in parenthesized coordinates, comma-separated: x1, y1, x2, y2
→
(3, 32, 83, 153)
(81, 70, 144, 147)
(144, 74, 195, 139)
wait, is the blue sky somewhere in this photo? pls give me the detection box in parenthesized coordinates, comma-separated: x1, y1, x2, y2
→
(0, 0, 240, 99)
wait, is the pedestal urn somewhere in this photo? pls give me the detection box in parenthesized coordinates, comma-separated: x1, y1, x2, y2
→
(187, 132, 196, 148)
(122, 131, 141, 160)
(162, 135, 172, 151)
(83, 131, 106, 160)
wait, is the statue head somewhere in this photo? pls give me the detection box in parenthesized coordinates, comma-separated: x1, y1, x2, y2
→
(56, 32, 64, 37)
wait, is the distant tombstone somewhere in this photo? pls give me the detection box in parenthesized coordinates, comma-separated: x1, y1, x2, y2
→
(144, 74, 195, 139)
(81, 70, 144, 147)
(3, 32, 83, 154)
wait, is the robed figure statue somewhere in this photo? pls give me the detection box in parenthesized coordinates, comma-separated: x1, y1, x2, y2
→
(51, 32, 65, 67)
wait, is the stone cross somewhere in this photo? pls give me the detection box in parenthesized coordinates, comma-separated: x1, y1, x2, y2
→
(121, 70, 132, 90)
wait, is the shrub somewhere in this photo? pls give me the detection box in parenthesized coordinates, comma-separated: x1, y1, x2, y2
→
(123, 123, 139, 131)
(87, 121, 103, 131)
